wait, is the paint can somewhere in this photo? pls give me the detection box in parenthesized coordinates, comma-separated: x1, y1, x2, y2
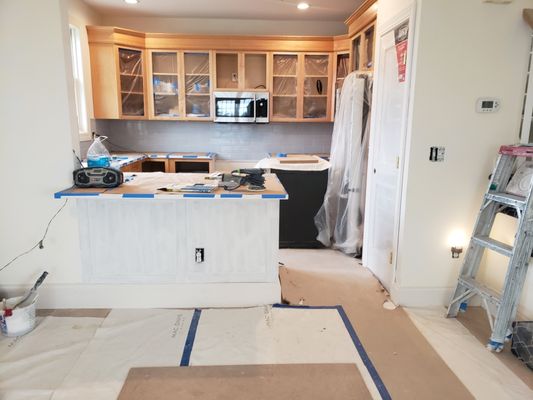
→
(0, 295, 38, 337)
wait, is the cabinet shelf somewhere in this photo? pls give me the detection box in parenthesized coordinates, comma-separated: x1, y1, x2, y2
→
(154, 92, 179, 96)
(304, 95, 327, 98)
(186, 92, 210, 96)
(153, 72, 178, 76)
(273, 94, 297, 97)
(121, 91, 144, 95)
(305, 75, 328, 78)
(185, 73, 210, 76)
(120, 73, 143, 77)
(273, 74, 297, 78)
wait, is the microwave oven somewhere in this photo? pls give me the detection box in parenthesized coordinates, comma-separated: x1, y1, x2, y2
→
(213, 91, 269, 123)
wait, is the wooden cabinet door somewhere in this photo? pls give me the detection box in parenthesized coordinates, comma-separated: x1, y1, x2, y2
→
(148, 51, 180, 119)
(117, 47, 147, 118)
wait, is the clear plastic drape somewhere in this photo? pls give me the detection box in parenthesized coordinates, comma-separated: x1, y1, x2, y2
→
(315, 72, 371, 255)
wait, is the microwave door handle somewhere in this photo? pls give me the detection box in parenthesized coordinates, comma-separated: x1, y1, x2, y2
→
(253, 93, 257, 123)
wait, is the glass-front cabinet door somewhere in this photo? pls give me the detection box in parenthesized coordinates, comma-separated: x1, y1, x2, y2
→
(184, 52, 211, 119)
(271, 53, 298, 120)
(117, 47, 145, 117)
(150, 51, 180, 118)
(303, 54, 329, 120)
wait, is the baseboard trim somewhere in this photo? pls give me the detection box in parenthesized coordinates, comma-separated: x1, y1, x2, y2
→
(0, 282, 281, 309)
(390, 285, 455, 308)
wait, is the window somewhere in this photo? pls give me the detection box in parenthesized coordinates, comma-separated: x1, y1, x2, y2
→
(69, 25, 89, 137)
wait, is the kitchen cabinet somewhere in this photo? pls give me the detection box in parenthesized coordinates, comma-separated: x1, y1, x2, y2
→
(271, 52, 332, 122)
(351, 22, 375, 72)
(148, 51, 180, 118)
(89, 43, 147, 119)
(184, 51, 212, 119)
(333, 52, 350, 114)
(214, 51, 268, 90)
(88, 27, 346, 123)
(147, 51, 212, 120)
(118, 47, 147, 117)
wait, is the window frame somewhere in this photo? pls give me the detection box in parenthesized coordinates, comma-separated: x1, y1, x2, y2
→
(69, 24, 91, 141)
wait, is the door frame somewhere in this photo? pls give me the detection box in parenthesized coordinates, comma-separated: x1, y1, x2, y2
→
(362, 3, 418, 292)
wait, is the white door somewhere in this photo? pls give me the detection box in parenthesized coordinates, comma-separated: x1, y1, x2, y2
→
(363, 16, 413, 290)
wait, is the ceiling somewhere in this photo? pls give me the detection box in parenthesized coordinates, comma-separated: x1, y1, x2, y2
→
(82, 0, 364, 21)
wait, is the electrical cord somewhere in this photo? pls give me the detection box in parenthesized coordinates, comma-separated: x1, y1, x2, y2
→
(0, 199, 69, 273)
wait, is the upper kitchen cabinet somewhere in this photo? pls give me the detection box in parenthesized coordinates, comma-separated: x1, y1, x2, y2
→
(118, 47, 146, 117)
(345, 0, 377, 73)
(184, 51, 212, 119)
(271, 52, 332, 122)
(87, 26, 345, 122)
(214, 51, 268, 91)
(148, 51, 180, 118)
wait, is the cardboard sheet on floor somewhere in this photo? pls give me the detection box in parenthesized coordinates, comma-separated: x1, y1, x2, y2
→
(188, 307, 382, 399)
(52, 309, 194, 400)
(118, 364, 373, 400)
(0, 316, 104, 400)
(406, 308, 533, 400)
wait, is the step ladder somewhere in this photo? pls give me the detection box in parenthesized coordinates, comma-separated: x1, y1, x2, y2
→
(447, 144, 533, 352)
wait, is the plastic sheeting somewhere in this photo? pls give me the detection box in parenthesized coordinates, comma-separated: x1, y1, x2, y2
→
(0, 307, 383, 400)
(118, 48, 144, 116)
(315, 72, 371, 255)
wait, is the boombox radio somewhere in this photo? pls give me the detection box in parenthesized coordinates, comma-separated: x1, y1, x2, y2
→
(73, 167, 124, 188)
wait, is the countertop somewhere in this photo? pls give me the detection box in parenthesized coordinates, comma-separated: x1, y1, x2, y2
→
(55, 172, 287, 200)
(83, 152, 217, 169)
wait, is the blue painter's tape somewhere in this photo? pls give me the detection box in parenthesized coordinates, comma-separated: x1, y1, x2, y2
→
(261, 194, 287, 199)
(54, 192, 101, 199)
(180, 309, 202, 366)
(336, 306, 392, 400)
(271, 304, 391, 400)
(220, 193, 243, 198)
(183, 193, 216, 198)
(122, 193, 155, 199)
(183, 155, 198, 159)
(459, 302, 468, 312)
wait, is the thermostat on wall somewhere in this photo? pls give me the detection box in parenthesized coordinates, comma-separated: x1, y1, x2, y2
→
(476, 97, 500, 113)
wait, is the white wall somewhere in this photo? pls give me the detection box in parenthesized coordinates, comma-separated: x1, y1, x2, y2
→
(0, 0, 82, 290)
(100, 15, 346, 36)
(381, 0, 533, 317)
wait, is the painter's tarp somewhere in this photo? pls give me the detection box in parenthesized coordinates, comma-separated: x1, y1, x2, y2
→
(315, 73, 370, 255)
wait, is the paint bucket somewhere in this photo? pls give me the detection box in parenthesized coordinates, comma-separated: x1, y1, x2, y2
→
(0, 295, 38, 337)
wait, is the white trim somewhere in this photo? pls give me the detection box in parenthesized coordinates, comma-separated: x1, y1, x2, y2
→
(520, 35, 533, 144)
(0, 282, 281, 309)
(391, 285, 454, 308)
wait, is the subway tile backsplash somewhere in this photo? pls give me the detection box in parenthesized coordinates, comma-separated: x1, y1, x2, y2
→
(93, 120, 333, 160)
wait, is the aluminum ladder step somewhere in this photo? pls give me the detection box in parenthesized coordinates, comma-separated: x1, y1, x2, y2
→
(458, 276, 501, 306)
(485, 191, 526, 209)
(471, 235, 513, 257)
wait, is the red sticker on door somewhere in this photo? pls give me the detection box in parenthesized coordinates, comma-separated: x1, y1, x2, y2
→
(394, 21, 409, 83)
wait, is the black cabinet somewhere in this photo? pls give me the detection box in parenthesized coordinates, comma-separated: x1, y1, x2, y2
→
(273, 168, 328, 248)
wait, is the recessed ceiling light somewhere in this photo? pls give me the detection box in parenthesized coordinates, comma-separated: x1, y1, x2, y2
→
(297, 2, 310, 10)
(124, 0, 139, 4)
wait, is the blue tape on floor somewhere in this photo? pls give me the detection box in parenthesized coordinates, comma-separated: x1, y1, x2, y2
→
(180, 309, 202, 366)
(336, 306, 392, 400)
(272, 304, 391, 400)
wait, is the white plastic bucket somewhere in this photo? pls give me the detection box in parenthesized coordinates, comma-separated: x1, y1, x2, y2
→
(0, 295, 38, 337)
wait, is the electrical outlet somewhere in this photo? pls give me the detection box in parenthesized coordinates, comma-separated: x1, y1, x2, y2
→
(231, 73, 238, 82)
(195, 248, 205, 263)
(429, 146, 445, 162)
